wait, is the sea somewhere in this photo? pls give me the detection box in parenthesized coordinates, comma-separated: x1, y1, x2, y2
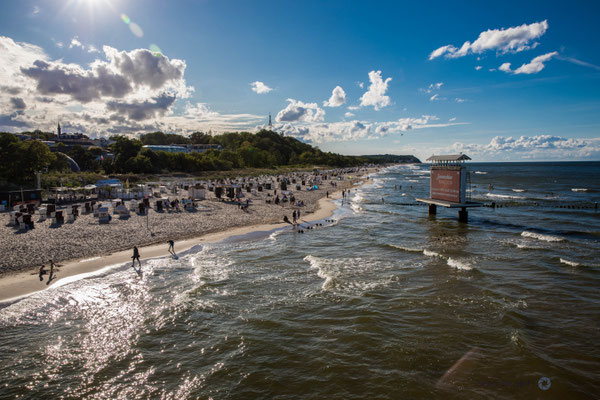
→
(1, 162, 599, 399)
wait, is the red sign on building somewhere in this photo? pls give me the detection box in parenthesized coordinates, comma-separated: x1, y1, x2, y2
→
(431, 169, 461, 203)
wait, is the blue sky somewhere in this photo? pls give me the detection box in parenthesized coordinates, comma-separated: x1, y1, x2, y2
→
(1, 0, 599, 161)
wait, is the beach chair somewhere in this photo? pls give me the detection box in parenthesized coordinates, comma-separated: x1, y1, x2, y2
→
(115, 204, 130, 219)
(17, 216, 26, 230)
(98, 207, 110, 224)
(37, 207, 46, 222)
(65, 208, 75, 223)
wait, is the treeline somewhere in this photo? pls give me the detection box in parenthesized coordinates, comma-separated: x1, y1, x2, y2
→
(361, 154, 421, 163)
(105, 130, 368, 174)
(0, 132, 70, 188)
(0, 130, 370, 187)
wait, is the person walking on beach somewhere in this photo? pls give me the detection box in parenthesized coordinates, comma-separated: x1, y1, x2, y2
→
(47, 260, 56, 285)
(292, 210, 297, 224)
(132, 246, 141, 268)
(39, 264, 47, 281)
(168, 240, 175, 255)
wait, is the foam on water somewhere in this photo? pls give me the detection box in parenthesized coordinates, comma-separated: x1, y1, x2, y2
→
(486, 193, 524, 200)
(521, 231, 564, 242)
(304, 255, 336, 290)
(571, 188, 589, 192)
(446, 257, 472, 270)
(512, 189, 526, 193)
(560, 258, 580, 267)
(423, 249, 441, 258)
(390, 245, 424, 253)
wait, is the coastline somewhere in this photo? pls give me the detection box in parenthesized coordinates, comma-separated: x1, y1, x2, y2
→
(0, 187, 350, 304)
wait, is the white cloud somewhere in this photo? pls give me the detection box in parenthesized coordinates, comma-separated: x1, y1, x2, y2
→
(514, 51, 557, 74)
(454, 98, 466, 103)
(69, 36, 84, 49)
(266, 114, 466, 144)
(452, 135, 600, 159)
(358, 82, 364, 89)
(421, 82, 444, 93)
(359, 70, 392, 110)
(498, 52, 557, 75)
(475, 65, 482, 70)
(429, 20, 548, 59)
(344, 111, 355, 118)
(429, 94, 441, 101)
(276, 99, 325, 123)
(499, 62, 512, 72)
(449, 117, 457, 121)
(250, 81, 272, 94)
(88, 45, 99, 53)
(347, 106, 360, 110)
(323, 85, 346, 107)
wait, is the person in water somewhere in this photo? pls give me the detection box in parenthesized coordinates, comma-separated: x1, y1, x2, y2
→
(167, 240, 175, 255)
(132, 246, 141, 267)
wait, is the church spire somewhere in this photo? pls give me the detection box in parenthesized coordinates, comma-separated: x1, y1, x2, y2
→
(57, 122, 61, 138)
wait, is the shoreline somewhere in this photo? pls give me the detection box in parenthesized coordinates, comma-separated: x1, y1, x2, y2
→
(0, 188, 350, 304)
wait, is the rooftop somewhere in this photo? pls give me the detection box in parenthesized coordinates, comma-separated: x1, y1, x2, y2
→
(426, 154, 471, 162)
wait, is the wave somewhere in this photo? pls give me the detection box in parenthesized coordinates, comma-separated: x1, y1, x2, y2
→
(304, 255, 335, 290)
(447, 257, 472, 271)
(521, 231, 564, 242)
(571, 188, 589, 192)
(474, 171, 488, 174)
(485, 193, 525, 200)
(423, 249, 441, 258)
(390, 245, 424, 253)
(351, 202, 363, 213)
(269, 230, 284, 241)
(560, 258, 580, 267)
(516, 243, 545, 250)
(512, 189, 526, 193)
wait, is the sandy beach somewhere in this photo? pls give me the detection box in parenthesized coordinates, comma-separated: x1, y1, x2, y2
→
(0, 171, 372, 302)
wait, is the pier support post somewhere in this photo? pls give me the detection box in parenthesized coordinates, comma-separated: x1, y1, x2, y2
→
(428, 204, 437, 215)
(458, 207, 468, 223)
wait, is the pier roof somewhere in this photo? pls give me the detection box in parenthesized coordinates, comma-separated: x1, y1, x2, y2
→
(426, 154, 471, 162)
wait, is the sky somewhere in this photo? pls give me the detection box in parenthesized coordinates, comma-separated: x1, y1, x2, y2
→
(1, 0, 599, 161)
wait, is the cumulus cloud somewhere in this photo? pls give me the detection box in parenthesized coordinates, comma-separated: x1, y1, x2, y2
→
(323, 86, 346, 107)
(498, 52, 557, 74)
(344, 111, 355, 118)
(69, 36, 83, 49)
(453, 135, 600, 159)
(0, 35, 273, 136)
(106, 93, 176, 121)
(475, 65, 483, 70)
(20, 46, 190, 104)
(360, 70, 392, 110)
(429, 94, 442, 101)
(276, 99, 325, 123)
(499, 62, 512, 73)
(429, 20, 548, 59)
(250, 81, 273, 94)
(267, 114, 465, 144)
(10, 97, 26, 110)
